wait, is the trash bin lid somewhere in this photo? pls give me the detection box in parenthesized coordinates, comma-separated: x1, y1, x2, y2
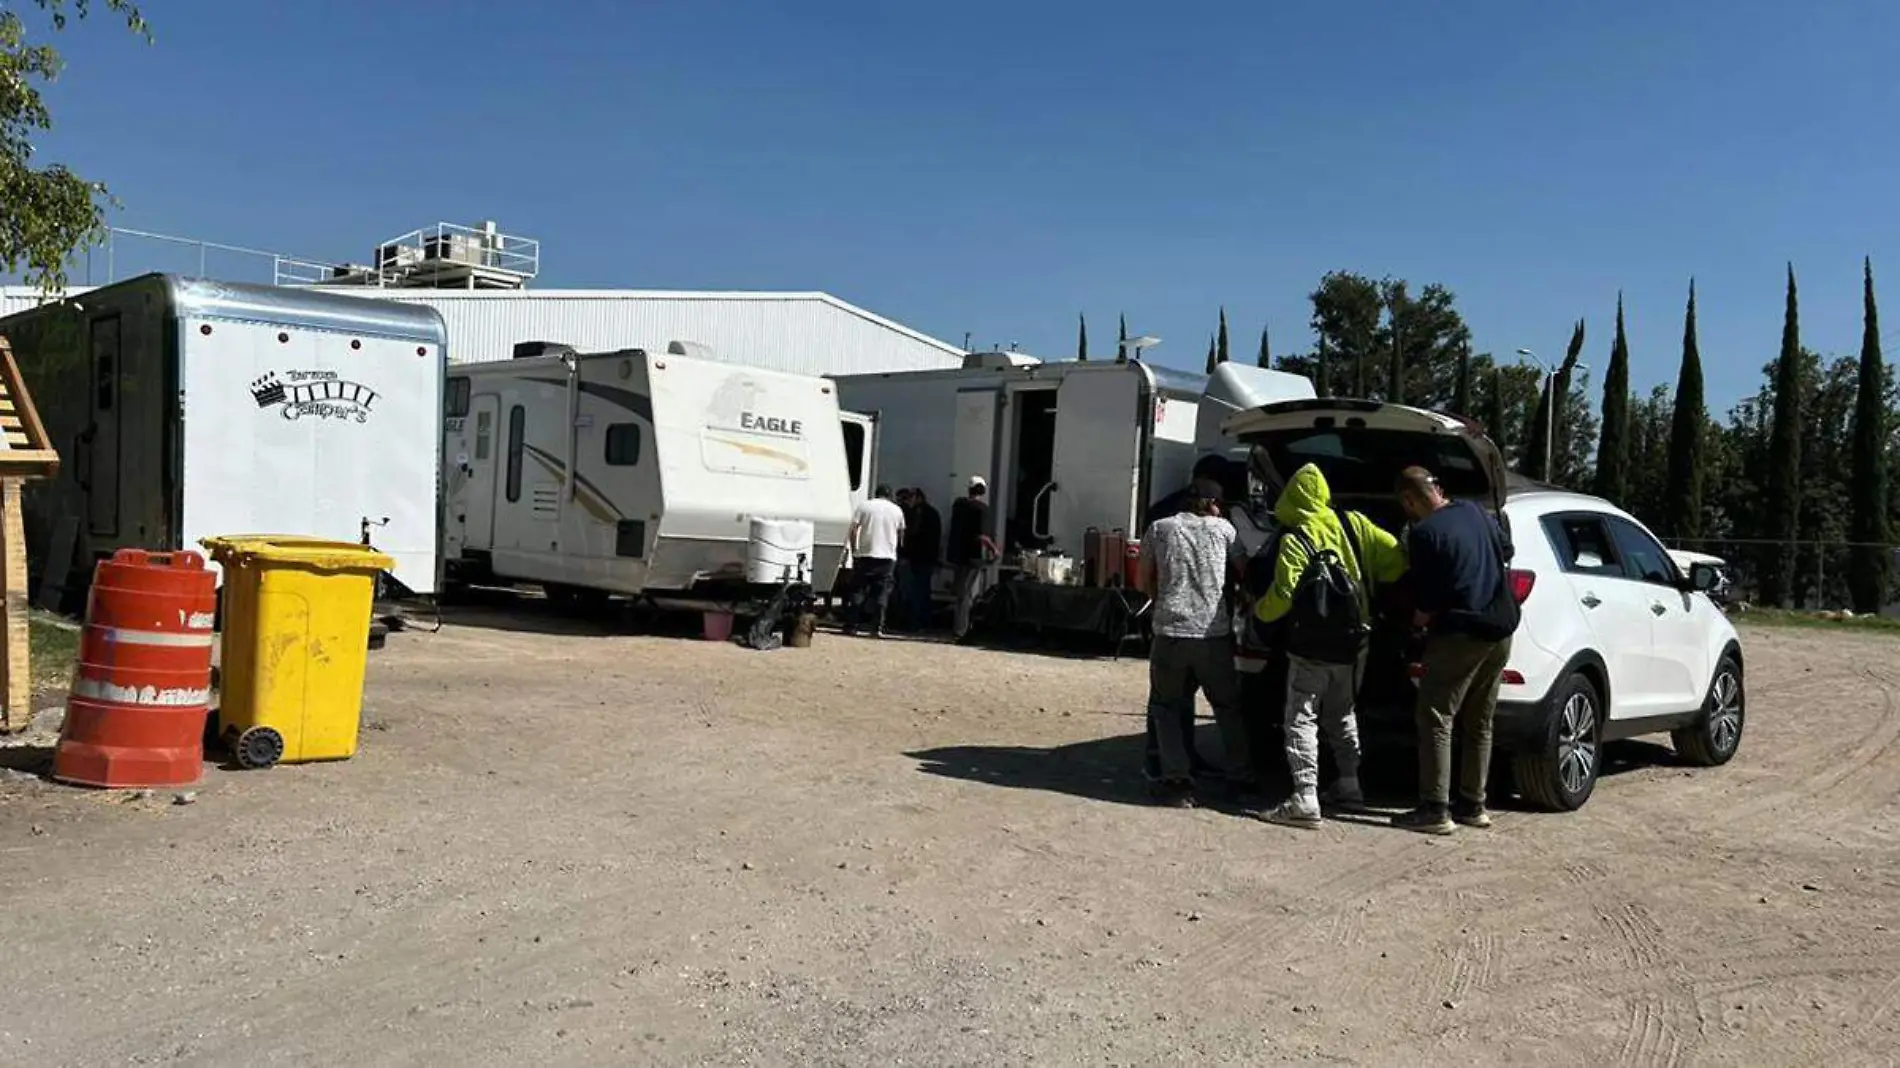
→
(199, 535, 394, 572)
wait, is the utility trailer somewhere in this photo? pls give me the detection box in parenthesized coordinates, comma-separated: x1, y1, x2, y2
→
(829, 354, 1314, 566)
(443, 341, 871, 613)
(0, 274, 447, 602)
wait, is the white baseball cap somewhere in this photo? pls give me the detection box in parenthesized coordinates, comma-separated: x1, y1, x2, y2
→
(968, 475, 987, 491)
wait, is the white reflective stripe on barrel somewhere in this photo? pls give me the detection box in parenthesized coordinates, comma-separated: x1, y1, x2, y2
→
(70, 675, 212, 707)
(98, 627, 215, 648)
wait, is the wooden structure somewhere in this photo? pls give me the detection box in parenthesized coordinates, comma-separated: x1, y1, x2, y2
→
(0, 336, 61, 731)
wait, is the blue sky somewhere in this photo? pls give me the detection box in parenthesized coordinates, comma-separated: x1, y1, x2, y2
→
(31, 0, 1900, 410)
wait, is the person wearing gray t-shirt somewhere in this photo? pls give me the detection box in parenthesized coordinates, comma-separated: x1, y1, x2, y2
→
(1137, 479, 1254, 806)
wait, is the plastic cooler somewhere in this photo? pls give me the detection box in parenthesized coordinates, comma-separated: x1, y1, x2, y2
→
(201, 535, 393, 769)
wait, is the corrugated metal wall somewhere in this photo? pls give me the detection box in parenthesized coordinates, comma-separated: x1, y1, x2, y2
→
(0, 286, 965, 377)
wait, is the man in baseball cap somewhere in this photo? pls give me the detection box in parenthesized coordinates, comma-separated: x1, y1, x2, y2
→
(948, 476, 998, 640)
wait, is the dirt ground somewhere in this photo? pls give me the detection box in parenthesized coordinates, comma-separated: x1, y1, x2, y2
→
(1, 608, 1897, 1067)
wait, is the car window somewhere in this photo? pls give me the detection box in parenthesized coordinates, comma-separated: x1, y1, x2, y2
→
(1541, 514, 1624, 577)
(1605, 515, 1679, 586)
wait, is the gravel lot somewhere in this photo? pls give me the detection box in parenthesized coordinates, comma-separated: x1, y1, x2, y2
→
(2, 608, 1897, 1066)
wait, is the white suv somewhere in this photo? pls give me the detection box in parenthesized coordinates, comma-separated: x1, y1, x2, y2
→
(1224, 400, 1745, 811)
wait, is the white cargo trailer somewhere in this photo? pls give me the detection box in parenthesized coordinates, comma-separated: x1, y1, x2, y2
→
(443, 341, 871, 611)
(0, 274, 447, 599)
(829, 355, 1314, 565)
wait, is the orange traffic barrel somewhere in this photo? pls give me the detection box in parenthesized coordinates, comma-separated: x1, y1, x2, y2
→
(53, 550, 217, 788)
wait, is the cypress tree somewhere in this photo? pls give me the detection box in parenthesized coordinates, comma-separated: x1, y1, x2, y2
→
(1763, 265, 1805, 606)
(1076, 313, 1088, 361)
(1386, 319, 1404, 404)
(1663, 281, 1706, 543)
(1256, 324, 1271, 369)
(1595, 294, 1632, 503)
(1217, 307, 1230, 365)
(1205, 334, 1217, 374)
(1453, 341, 1472, 418)
(1116, 314, 1128, 363)
(1484, 367, 1507, 445)
(1315, 337, 1331, 397)
(1849, 256, 1891, 613)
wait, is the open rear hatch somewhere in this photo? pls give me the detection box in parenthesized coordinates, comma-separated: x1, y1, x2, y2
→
(1221, 399, 1508, 514)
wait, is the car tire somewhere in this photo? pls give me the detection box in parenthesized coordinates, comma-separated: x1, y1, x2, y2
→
(1672, 655, 1744, 767)
(1513, 671, 1603, 812)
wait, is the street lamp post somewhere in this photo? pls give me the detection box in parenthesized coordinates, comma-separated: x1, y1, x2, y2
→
(1516, 347, 1589, 482)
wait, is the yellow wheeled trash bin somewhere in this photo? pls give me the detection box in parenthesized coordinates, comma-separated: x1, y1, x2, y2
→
(201, 536, 393, 770)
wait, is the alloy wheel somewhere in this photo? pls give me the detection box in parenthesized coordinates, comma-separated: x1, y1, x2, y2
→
(1556, 690, 1598, 796)
(1708, 670, 1743, 755)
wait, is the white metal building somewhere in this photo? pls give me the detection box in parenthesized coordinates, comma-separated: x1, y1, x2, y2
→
(0, 285, 966, 377)
(346, 288, 964, 374)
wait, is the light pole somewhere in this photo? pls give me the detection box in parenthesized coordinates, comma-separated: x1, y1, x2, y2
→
(1516, 348, 1589, 481)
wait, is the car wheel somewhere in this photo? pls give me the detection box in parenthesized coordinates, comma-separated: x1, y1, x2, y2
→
(1673, 655, 1744, 767)
(1513, 672, 1602, 812)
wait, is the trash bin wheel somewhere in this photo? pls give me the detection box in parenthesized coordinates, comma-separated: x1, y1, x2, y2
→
(235, 725, 285, 770)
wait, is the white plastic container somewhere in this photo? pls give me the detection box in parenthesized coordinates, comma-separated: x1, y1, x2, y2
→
(745, 517, 816, 584)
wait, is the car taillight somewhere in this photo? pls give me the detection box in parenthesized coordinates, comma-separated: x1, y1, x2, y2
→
(1501, 669, 1525, 685)
(1508, 569, 1536, 604)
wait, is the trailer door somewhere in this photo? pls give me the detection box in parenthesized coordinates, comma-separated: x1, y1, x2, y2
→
(1048, 369, 1144, 555)
(462, 394, 501, 551)
(86, 315, 123, 537)
(951, 388, 997, 518)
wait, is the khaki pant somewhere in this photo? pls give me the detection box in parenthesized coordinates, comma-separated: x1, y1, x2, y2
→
(1414, 631, 1514, 808)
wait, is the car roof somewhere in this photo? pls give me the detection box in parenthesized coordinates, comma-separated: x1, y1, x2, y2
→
(1502, 484, 1644, 525)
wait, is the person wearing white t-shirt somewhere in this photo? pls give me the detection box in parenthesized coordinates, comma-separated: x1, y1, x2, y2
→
(846, 484, 906, 638)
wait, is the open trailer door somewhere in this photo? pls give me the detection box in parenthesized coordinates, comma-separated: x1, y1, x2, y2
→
(1046, 366, 1145, 556)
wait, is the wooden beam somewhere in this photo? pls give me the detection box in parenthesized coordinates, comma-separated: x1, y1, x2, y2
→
(0, 479, 28, 732)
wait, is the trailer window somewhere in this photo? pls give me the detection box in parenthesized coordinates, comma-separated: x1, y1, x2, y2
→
(841, 421, 866, 492)
(445, 377, 471, 418)
(92, 317, 120, 411)
(604, 423, 642, 466)
(505, 405, 525, 503)
(474, 409, 493, 461)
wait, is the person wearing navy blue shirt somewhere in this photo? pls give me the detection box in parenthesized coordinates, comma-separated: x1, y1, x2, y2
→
(1392, 465, 1519, 835)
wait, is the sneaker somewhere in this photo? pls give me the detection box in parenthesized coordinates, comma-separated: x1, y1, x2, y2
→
(1451, 804, 1493, 829)
(1261, 798, 1323, 830)
(1392, 807, 1456, 836)
(1148, 780, 1196, 809)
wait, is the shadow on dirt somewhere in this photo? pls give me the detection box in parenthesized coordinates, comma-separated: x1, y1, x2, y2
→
(908, 727, 1683, 817)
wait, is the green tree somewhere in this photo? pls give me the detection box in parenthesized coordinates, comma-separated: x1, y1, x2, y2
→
(1763, 265, 1805, 606)
(1625, 384, 1676, 527)
(2, 0, 150, 292)
(1595, 294, 1632, 504)
(1116, 313, 1127, 363)
(1849, 257, 1891, 613)
(1216, 306, 1230, 366)
(1205, 334, 1216, 374)
(1076, 313, 1087, 361)
(1256, 323, 1271, 369)
(1663, 281, 1707, 543)
(1309, 271, 1384, 396)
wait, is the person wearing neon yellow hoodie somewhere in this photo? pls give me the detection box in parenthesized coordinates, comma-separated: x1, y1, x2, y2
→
(1253, 463, 1408, 829)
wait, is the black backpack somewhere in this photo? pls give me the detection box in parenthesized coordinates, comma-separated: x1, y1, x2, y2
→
(1279, 512, 1371, 665)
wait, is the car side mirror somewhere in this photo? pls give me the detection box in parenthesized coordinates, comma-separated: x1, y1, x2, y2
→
(1688, 562, 1721, 592)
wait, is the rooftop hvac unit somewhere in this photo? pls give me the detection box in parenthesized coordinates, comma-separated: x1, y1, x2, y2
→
(375, 243, 423, 272)
(423, 233, 490, 268)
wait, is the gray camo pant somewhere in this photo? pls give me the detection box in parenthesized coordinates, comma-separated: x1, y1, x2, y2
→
(1284, 653, 1364, 796)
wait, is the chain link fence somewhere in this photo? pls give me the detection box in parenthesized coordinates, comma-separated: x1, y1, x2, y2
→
(1669, 537, 1900, 615)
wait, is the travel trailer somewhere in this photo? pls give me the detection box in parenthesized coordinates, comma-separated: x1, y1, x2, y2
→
(443, 341, 871, 611)
(0, 274, 447, 601)
(829, 355, 1314, 566)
